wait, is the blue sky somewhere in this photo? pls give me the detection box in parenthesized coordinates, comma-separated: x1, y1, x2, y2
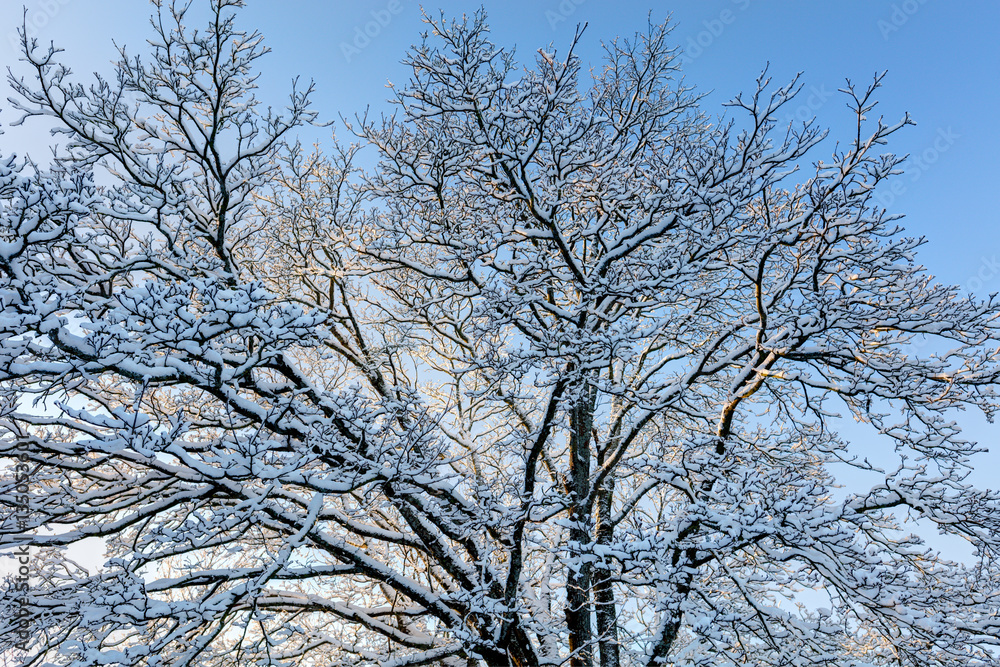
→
(0, 0, 998, 493)
(2, 1, 997, 288)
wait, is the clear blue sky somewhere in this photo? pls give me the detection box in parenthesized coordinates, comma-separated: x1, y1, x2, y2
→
(2, 1, 997, 288)
(1, 0, 998, 495)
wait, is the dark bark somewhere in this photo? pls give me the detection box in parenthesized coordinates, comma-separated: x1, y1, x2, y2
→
(645, 389, 752, 665)
(645, 545, 697, 666)
(565, 383, 598, 667)
(594, 475, 620, 667)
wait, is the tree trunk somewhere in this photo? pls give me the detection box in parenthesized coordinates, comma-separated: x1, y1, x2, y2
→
(565, 383, 597, 667)
(594, 476, 620, 667)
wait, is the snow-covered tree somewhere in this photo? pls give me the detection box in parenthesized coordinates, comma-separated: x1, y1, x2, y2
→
(2, 3, 1000, 666)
